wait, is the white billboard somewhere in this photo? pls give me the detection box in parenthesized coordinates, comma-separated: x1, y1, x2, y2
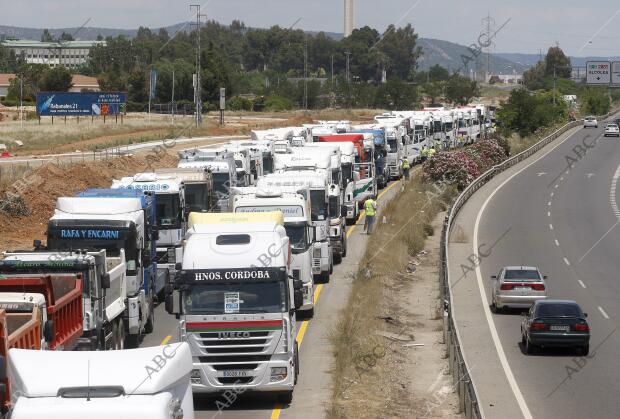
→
(611, 62, 620, 86)
(586, 61, 611, 85)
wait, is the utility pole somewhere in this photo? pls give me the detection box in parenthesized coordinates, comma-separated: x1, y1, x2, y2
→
(331, 54, 334, 86)
(19, 77, 23, 128)
(304, 37, 308, 110)
(345, 51, 351, 83)
(481, 13, 495, 83)
(190, 4, 205, 126)
(171, 67, 175, 128)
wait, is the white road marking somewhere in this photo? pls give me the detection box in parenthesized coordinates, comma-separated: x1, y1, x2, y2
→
(578, 280, 586, 288)
(555, 239, 560, 246)
(598, 306, 610, 320)
(563, 257, 570, 266)
(548, 201, 552, 206)
(610, 164, 620, 219)
(560, 176, 564, 181)
(549, 224, 554, 230)
(554, 184, 559, 189)
(547, 211, 551, 217)
(469, 123, 578, 419)
(550, 192, 554, 197)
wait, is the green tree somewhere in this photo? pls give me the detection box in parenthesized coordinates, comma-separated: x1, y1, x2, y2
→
(39, 66, 73, 91)
(127, 67, 148, 103)
(378, 24, 422, 80)
(59, 32, 74, 42)
(497, 88, 568, 137)
(7, 64, 48, 100)
(522, 61, 546, 90)
(545, 46, 571, 78)
(579, 87, 610, 115)
(428, 64, 450, 81)
(97, 69, 126, 92)
(445, 75, 478, 105)
(422, 81, 444, 105)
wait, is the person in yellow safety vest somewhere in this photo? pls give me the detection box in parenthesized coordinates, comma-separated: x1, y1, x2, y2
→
(402, 158, 411, 180)
(457, 135, 465, 147)
(364, 196, 378, 234)
(429, 147, 436, 158)
(420, 146, 429, 162)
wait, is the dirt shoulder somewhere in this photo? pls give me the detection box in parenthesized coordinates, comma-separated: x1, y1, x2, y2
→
(328, 176, 462, 418)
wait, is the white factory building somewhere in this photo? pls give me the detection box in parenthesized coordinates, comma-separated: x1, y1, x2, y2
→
(1, 39, 105, 69)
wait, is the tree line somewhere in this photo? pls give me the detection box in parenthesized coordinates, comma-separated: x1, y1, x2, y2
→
(1, 20, 479, 111)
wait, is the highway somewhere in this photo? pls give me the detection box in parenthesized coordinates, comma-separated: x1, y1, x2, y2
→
(142, 180, 403, 419)
(449, 114, 620, 419)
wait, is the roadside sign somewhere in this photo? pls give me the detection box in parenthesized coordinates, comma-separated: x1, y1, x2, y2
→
(611, 62, 620, 86)
(219, 88, 226, 110)
(36, 92, 126, 116)
(586, 61, 611, 85)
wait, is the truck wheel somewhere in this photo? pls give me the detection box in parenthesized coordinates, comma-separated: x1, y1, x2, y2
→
(320, 272, 330, 283)
(329, 260, 333, 274)
(333, 253, 343, 265)
(277, 391, 294, 405)
(144, 300, 155, 334)
(116, 319, 125, 350)
(294, 342, 300, 384)
(342, 234, 347, 258)
(125, 333, 140, 349)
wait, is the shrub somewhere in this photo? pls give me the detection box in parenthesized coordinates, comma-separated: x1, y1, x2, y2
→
(422, 151, 480, 190)
(464, 138, 507, 172)
(263, 95, 293, 112)
(227, 96, 253, 111)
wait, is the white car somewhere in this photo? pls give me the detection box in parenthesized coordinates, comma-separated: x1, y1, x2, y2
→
(604, 123, 620, 137)
(583, 116, 598, 128)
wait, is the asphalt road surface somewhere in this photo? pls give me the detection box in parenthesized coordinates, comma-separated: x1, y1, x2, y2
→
(142, 180, 404, 419)
(449, 114, 620, 419)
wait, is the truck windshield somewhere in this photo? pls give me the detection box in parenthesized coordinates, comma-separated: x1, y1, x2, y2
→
(329, 196, 339, 219)
(285, 224, 307, 251)
(156, 194, 181, 228)
(263, 156, 274, 174)
(185, 184, 208, 212)
(433, 121, 442, 130)
(183, 281, 287, 314)
(310, 190, 327, 221)
(213, 173, 230, 198)
(444, 122, 454, 131)
(387, 139, 398, 153)
(47, 235, 138, 276)
(458, 120, 466, 128)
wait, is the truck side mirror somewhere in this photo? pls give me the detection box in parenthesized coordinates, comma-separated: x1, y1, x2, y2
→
(165, 289, 180, 315)
(101, 273, 111, 289)
(341, 205, 348, 218)
(33, 239, 43, 250)
(44, 320, 55, 343)
(293, 279, 303, 291)
(175, 262, 183, 271)
(153, 227, 160, 241)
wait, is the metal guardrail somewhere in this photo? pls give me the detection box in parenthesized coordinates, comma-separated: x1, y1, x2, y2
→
(438, 109, 620, 419)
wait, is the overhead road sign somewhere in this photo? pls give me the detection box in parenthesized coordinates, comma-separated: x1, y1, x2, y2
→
(611, 62, 620, 86)
(586, 61, 611, 85)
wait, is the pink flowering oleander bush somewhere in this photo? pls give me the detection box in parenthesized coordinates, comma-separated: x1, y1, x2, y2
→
(464, 138, 507, 173)
(422, 150, 480, 190)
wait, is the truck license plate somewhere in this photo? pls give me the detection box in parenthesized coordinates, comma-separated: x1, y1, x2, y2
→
(223, 370, 248, 377)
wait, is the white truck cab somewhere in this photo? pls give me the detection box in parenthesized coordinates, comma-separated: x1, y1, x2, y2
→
(178, 150, 237, 212)
(7, 343, 194, 419)
(232, 187, 316, 316)
(166, 213, 302, 404)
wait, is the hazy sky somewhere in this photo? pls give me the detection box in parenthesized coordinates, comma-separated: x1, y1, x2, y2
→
(4, 0, 620, 57)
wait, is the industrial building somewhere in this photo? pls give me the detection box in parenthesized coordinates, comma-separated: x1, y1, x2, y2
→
(1, 39, 104, 69)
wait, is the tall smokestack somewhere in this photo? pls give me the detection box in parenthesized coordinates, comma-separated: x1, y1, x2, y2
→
(344, 0, 354, 37)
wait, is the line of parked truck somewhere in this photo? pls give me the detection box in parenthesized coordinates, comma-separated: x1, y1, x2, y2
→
(0, 104, 491, 417)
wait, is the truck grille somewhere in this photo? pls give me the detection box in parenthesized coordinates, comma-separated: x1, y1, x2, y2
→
(219, 377, 253, 385)
(313, 259, 321, 268)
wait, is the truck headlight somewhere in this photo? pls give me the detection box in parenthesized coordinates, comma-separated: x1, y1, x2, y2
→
(270, 367, 288, 382)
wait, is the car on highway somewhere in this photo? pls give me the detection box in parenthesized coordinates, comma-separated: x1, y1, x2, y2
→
(615, 118, 620, 126)
(491, 266, 547, 313)
(521, 300, 590, 355)
(604, 123, 620, 137)
(583, 116, 598, 128)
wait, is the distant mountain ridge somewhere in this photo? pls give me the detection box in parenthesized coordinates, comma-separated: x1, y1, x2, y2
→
(2, 23, 617, 74)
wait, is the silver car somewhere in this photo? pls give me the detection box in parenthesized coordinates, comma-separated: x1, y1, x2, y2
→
(583, 116, 598, 128)
(491, 266, 547, 313)
(604, 123, 620, 137)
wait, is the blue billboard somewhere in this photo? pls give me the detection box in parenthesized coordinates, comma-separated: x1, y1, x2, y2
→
(36, 92, 126, 116)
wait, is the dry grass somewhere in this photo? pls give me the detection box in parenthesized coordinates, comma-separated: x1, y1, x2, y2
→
(327, 174, 456, 418)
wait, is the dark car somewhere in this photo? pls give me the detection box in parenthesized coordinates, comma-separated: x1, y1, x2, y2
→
(521, 300, 590, 355)
(615, 118, 620, 127)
